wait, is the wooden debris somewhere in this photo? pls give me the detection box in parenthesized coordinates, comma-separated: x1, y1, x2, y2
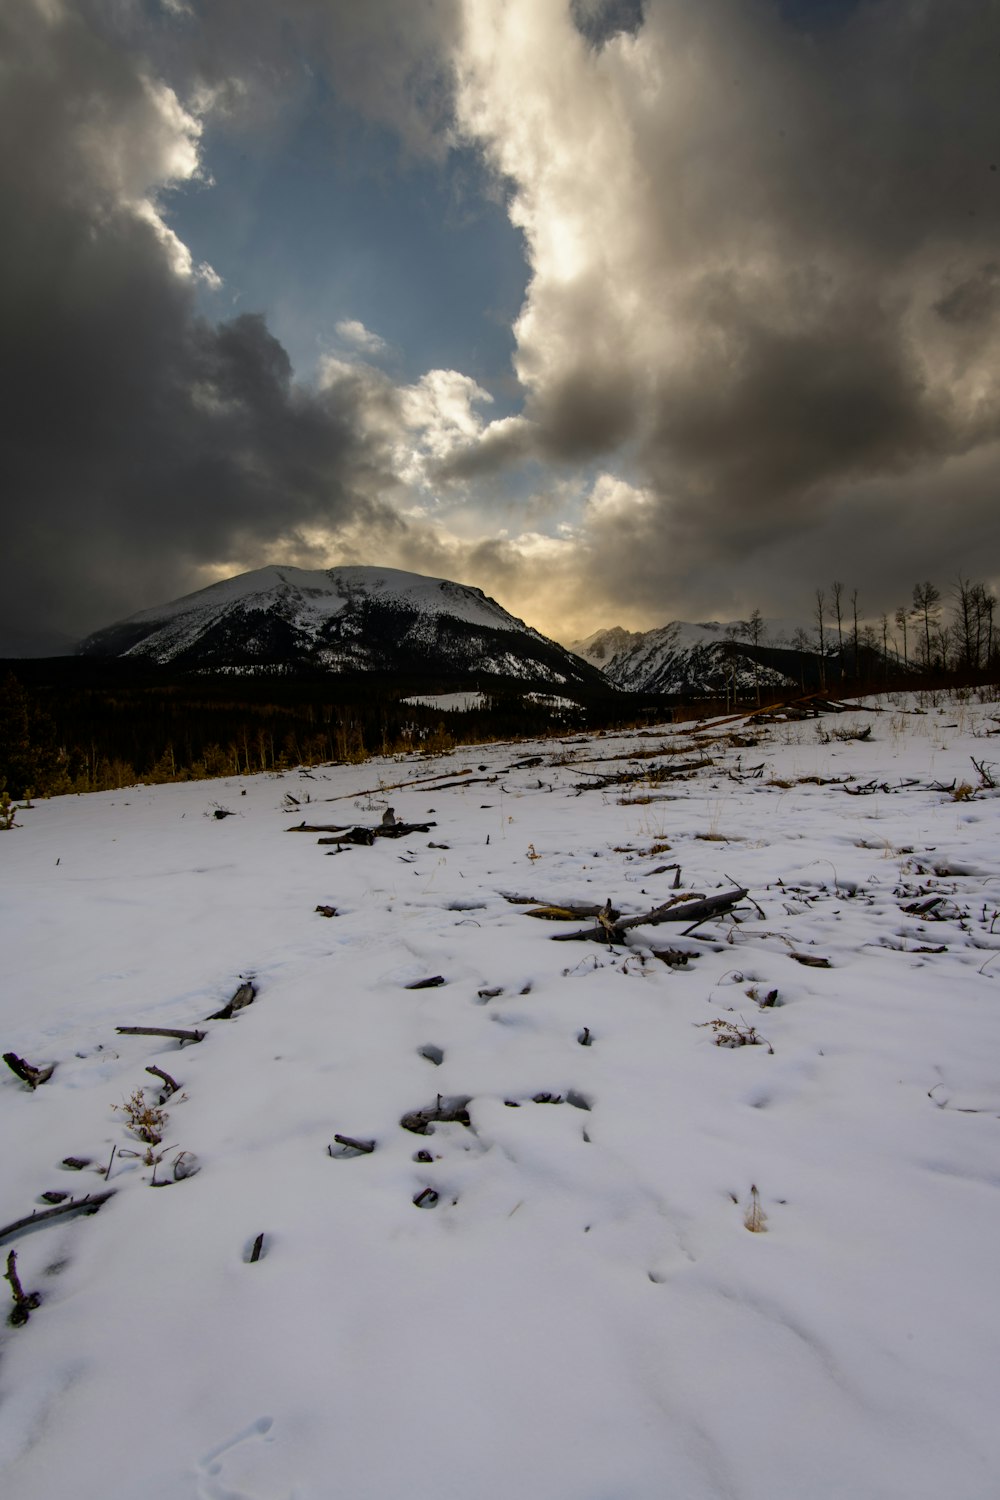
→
(525, 903, 606, 921)
(550, 888, 748, 943)
(40, 1190, 69, 1204)
(207, 982, 256, 1021)
(61, 1157, 90, 1171)
(413, 1187, 439, 1208)
(400, 1097, 471, 1134)
(249, 1232, 265, 1263)
(0, 1191, 116, 1247)
(116, 1025, 205, 1044)
(653, 948, 690, 967)
(5, 1250, 41, 1326)
(3, 1052, 55, 1088)
(328, 1134, 376, 1157)
(145, 1065, 179, 1098)
(316, 821, 437, 846)
(789, 952, 833, 968)
(314, 905, 338, 918)
(405, 975, 446, 990)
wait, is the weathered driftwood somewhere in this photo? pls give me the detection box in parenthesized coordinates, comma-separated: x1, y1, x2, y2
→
(116, 1026, 205, 1044)
(0, 1191, 116, 1246)
(207, 981, 256, 1021)
(3, 1052, 54, 1088)
(551, 888, 748, 943)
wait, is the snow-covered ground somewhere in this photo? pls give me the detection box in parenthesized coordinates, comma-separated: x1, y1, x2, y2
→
(2, 690, 1000, 1500)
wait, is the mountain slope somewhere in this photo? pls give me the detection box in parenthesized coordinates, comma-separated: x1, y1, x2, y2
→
(571, 620, 807, 694)
(77, 565, 608, 691)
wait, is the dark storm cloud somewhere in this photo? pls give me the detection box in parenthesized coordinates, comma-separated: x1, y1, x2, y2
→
(0, 0, 403, 649)
(450, 0, 1000, 619)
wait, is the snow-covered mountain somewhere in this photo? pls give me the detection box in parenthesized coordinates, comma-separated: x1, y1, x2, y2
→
(77, 565, 608, 691)
(571, 619, 810, 695)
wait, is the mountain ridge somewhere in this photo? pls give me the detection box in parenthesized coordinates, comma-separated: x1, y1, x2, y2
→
(76, 565, 609, 693)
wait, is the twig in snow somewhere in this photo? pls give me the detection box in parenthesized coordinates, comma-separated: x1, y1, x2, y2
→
(145, 1065, 179, 1098)
(5, 1250, 41, 1326)
(0, 1192, 116, 1247)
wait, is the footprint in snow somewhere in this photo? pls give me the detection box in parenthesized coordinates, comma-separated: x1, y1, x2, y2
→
(195, 1416, 294, 1500)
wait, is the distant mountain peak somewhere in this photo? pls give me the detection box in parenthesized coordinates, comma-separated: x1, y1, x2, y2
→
(77, 565, 609, 693)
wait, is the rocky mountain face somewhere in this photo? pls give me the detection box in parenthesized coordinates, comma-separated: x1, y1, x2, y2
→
(77, 565, 609, 692)
(571, 620, 814, 695)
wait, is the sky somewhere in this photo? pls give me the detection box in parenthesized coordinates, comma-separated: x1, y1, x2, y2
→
(2, 0, 999, 653)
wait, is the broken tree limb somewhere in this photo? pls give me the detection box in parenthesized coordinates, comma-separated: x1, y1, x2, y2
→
(3, 1052, 54, 1088)
(0, 1191, 116, 1246)
(116, 1026, 205, 1044)
(315, 821, 438, 846)
(5, 1249, 41, 1325)
(329, 1134, 376, 1156)
(145, 1064, 179, 1098)
(551, 888, 748, 944)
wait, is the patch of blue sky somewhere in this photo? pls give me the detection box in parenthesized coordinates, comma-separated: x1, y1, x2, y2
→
(165, 81, 528, 411)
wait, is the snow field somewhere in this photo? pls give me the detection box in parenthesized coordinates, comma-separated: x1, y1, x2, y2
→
(1, 692, 1000, 1499)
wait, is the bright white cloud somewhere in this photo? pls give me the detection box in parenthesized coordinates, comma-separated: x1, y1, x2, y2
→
(335, 318, 387, 353)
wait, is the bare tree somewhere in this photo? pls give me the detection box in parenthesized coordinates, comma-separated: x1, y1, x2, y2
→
(912, 581, 941, 670)
(814, 589, 827, 691)
(879, 612, 890, 681)
(791, 626, 811, 691)
(831, 581, 844, 680)
(850, 588, 860, 681)
(740, 608, 766, 705)
(894, 605, 909, 669)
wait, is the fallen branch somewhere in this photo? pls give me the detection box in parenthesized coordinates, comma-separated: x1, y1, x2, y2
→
(3, 1052, 54, 1088)
(0, 1191, 116, 1246)
(329, 1134, 376, 1156)
(145, 1064, 180, 1098)
(315, 822, 438, 846)
(5, 1249, 41, 1325)
(115, 1026, 205, 1044)
(551, 888, 747, 943)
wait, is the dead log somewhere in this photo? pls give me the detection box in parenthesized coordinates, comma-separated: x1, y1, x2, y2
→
(0, 1191, 116, 1247)
(551, 888, 748, 943)
(116, 1026, 205, 1044)
(3, 1053, 55, 1088)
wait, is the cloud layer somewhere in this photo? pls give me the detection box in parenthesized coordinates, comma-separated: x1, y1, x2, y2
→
(2, 0, 999, 651)
(446, 0, 1000, 625)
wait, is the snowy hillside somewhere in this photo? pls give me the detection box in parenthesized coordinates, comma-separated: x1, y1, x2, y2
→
(2, 691, 1000, 1499)
(571, 619, 809, 694)
(76, 565, 605, 690)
